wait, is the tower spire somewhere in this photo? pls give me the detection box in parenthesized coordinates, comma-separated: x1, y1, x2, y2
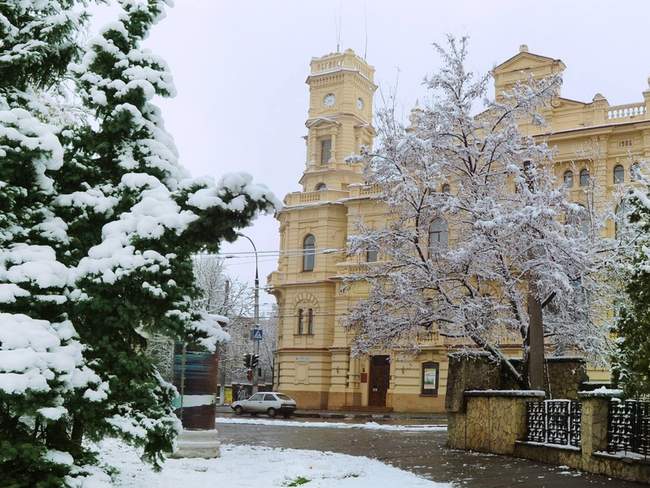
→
(335, 4, 342, 52)
(363, 1, 368, 60)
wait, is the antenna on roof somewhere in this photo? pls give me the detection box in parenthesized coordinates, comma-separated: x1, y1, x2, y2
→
(363, 1, 368, 59)
(335, 1, 342, 52)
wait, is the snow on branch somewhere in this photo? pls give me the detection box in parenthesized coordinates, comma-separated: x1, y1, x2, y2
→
(343, 35, 615, 371)
(183, 172, 279, 213)
(0, 314, 105, 398)
(187, 311, 231, 353)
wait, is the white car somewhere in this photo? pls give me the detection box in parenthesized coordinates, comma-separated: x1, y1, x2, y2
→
(231, 392, 297, 418)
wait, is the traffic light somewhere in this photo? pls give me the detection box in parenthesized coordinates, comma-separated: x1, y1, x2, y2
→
(243, 353, 252, 368)
(251, 354, 259, 369)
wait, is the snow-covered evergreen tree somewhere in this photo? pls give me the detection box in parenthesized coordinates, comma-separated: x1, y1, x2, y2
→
(1, 0, 277, 485)
(0, 1, 107, 485)
(59, 0, 276, 471)
(344, 37, 613, 387)
(613, 167, 650, 396)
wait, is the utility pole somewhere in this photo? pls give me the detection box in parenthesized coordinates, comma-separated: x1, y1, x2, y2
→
(217, 279, 230, 405)
(237, 233, 260, 394)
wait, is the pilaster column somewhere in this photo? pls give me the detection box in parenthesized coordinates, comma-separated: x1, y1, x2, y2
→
(308, 131, 317, 167)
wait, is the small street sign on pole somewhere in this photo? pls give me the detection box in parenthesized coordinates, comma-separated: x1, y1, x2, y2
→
(251, 328, 263, 341)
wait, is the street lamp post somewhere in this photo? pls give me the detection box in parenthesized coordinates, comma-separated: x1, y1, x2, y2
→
(237, 233, 260, 394)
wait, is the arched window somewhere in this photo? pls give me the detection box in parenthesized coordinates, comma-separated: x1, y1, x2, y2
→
(631, 162, 641, 181)
(613, 165, 625, 184)
(441, 183, 450, 194)
(579, 168, 590, 187)
(615, 200, 629, 239)
(567, 204, 590, 235)
(366, 245, 378, 263)
(563, 170, 574, 188)
(297, 308, 304, 335)
(307, 308, 314, 334)
(303, 234, 316, 271)
(314, 182, 327, 191)
(428, 218, 448, 256)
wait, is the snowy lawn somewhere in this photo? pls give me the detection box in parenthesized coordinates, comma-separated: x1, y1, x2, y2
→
(89, 440, 450, 487)
(216, 416, 447, 431)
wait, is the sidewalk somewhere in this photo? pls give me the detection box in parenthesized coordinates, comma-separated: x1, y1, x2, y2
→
(215, 405, 447, 423)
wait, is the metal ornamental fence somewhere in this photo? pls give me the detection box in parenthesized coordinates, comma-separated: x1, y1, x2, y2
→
(607, 400, 650, 458)
(526, 400, 582, 448)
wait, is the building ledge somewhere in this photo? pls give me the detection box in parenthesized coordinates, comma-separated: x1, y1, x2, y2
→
(515, 440, 581, 452)
(593, 451, 650, 465)
(465, 389, 546, 398)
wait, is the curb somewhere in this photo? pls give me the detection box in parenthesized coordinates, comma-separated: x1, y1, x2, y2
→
(216, 406, 446, 422)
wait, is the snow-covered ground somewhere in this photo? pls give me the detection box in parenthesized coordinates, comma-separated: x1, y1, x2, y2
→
(216, 416, 448, 431)
(85, 440, 450, 487)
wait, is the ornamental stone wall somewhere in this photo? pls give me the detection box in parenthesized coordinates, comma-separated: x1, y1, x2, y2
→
(448, 391, 545, 454)
(448, 391, 650, 484)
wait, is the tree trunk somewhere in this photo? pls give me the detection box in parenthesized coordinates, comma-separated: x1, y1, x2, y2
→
(527, 279, 545, 390)
(70, 416, 84, 456)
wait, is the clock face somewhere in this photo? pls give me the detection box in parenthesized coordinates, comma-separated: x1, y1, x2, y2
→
(356, 97, 364, 110)
(323, 93, 336, 107)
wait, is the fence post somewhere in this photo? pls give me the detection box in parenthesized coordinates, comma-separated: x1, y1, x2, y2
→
(578, 393, 611, 466)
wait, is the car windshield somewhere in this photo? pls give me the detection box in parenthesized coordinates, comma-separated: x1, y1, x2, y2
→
(276, 394, 292, 401)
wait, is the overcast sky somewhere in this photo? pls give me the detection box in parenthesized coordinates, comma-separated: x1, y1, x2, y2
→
(92, 0, 650, 315)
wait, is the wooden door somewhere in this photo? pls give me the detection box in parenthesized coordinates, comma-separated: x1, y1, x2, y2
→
(368, 355, 390, 407)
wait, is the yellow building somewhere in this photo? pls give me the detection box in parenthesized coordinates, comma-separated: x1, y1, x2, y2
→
(268, 45, 650, 412)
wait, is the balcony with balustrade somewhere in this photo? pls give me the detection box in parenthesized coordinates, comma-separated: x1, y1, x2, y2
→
(606, 102, 647, 120)
(282, 189, 349, 207)
(347, 183, 382, 199)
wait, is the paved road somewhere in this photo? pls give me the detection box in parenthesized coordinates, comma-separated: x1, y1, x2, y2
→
(217, 418, 643, 488)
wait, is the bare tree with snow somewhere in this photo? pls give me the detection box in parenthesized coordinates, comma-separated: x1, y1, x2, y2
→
(191, 256, 277, 388)
(344, 36, 614, 389)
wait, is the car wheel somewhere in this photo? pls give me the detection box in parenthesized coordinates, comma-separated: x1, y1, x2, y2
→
(267, 407, 277, 418)
(234, 406, 243, 415)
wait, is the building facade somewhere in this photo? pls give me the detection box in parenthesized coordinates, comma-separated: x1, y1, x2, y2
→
(268, 46, 650, 412)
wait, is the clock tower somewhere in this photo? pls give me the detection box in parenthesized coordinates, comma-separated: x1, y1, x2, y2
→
(269, 48, 376, 410)
(300, 48, 376, 191)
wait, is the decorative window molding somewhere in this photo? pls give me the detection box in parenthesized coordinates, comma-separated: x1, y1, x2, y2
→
(294, 293, 319, 336)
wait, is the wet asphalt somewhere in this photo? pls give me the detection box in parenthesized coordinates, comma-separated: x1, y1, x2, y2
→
(216, 416, 644, 488)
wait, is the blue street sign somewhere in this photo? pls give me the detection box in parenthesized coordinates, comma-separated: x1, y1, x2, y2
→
(251, 328, 263, 341)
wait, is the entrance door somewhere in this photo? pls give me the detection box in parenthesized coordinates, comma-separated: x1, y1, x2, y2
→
(368, 355, 390, 407)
